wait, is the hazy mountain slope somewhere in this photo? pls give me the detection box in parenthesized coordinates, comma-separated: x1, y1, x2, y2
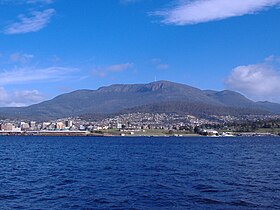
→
(204, 90, 256, 108)
(119, 101, 270, 117)
(205, 90, 280, 114)
(256, 101, 280, 114)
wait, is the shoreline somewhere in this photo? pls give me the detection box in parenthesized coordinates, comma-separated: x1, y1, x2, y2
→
(0, 131, 279, 137)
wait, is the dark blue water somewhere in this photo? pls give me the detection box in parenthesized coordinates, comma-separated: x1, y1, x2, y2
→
(0, 136, 279, 209)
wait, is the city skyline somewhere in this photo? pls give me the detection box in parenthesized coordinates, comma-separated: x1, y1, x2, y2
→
(0, 0, 280, 107)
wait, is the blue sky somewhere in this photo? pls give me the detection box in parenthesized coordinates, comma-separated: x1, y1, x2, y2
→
(0, 0, 280, 106)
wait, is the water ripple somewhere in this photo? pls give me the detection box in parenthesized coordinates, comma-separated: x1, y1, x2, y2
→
(0, 136, 279, 209)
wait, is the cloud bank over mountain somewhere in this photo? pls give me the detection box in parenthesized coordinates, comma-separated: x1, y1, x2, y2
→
(226, 56, 280, 102)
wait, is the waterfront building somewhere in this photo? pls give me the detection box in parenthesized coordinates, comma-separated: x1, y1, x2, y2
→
(21, 122, 30, 131)
(1, 123, 14, 131)
(65, 120, 73, 128)
(56, 122, 65, 130)
(42, 122, 51, 130)
(29, 121, 36, 130)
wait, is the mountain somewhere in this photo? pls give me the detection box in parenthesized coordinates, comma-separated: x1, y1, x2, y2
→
(0, 80, 279, 121)
(204, 90, 256, 108)
(204, 90, 280, 114)
(255, 101, 280, 114)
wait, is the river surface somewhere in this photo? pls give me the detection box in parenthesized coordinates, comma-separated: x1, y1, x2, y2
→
(0, 136, 279, 209)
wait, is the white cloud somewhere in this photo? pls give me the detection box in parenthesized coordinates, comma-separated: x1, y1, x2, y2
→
(225, 56, 280, 102)
(92, 62, 134, 78)
(27, 0, 54, 4)
(0, 66, 77, 85)
(0, 65, 78, 106)
(4, 9, 55, 34)
(107, 63, 133, 72)
(154, 0, 280, 25)
(14, 89, 44, 105)
(0, 87, 44, 107)
(156, 63, 169, 70)
(0, 0, 53, 5)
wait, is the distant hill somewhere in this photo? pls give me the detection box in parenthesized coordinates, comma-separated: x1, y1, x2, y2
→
(255, 101, 280, 114)
(0, 80, 279, 121)
(204, 90, 256, 108)
(204, 90, 280, 113)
